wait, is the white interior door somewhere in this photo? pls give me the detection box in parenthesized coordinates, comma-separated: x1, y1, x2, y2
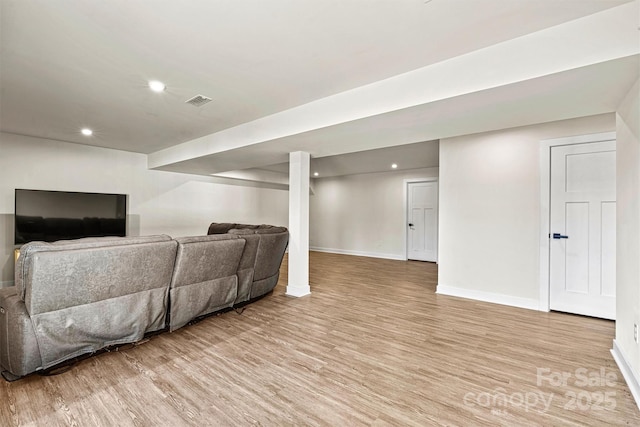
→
(549, 140, 616, 320)
(407, 181, 438, 262)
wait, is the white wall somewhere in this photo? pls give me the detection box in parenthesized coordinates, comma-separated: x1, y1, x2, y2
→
(438, 113, 615, 308)
(310, 167, 438, 260)
(615, 78, 640, 395)
(0, 132, 289, 285)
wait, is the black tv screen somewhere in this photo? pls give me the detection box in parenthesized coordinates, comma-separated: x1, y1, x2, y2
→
(15, 189, 127, 245)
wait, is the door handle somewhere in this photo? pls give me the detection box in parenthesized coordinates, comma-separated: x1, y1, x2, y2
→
(552, 233, 569, 239)
(408, 223, 414, 227)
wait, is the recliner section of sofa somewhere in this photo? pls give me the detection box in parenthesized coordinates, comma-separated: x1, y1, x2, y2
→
(230, 232, 260, 305)
(0, 235, 178, 378)
(208, 223, 289, 303)
(169, 234, 246, 332)
(227, 227, 289, 300)
(0, 224, 288, 380)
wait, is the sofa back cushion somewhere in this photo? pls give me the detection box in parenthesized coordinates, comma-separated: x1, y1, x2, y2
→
(254, 229, 289, 281)
(16, 235, 176, 314)
(171, 234, 244, 289)
(227, 230, 260, 304)
(169, 234, 245, 331)
(14, 235, 178, 369)
(208, 222, 272, 235)
(227, 227, 288, 281)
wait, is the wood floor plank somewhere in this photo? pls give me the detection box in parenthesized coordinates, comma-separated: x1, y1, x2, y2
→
(1, 251, 639, 426)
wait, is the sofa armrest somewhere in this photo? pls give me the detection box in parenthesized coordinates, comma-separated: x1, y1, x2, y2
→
(0, 287, 41, 378)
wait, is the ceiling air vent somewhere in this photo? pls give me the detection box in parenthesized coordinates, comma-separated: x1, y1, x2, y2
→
(185, 94, 212, 107)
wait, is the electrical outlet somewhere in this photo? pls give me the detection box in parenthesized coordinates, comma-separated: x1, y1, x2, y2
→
(634, 323, 638, 344)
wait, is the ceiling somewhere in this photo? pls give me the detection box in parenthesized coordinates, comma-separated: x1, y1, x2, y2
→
(259, 140, 440, 178)
(1, 0, 638, 182)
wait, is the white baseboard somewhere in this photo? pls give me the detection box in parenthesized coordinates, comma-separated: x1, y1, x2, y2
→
(310, 246, 405, 261)
(436, 284, 539, 311)
(285, 285, 311, 298)
(611, 339, 640, 410)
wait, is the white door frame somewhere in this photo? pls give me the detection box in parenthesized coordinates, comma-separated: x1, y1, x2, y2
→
(538, 131, 616, 312)
(403, 178, 439, 261)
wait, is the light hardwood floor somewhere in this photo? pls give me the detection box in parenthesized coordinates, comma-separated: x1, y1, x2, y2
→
(1, 251, 639, 426)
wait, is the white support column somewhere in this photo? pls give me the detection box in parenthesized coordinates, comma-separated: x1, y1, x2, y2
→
(286, 151, 311, 297)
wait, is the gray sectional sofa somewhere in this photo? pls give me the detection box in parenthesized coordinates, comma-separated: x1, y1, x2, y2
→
(0, 223, 288, 380)
(206, 223, 289, 305)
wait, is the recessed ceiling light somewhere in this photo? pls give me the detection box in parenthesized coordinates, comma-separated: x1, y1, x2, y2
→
(391, 163, 398, 169)
(148, 80, 166, 92)
(313, 172, 319, 177)
(81, 128, 93, 136)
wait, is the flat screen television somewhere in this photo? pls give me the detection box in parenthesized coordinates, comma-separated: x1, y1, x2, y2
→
(15, 189, 127, 245)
